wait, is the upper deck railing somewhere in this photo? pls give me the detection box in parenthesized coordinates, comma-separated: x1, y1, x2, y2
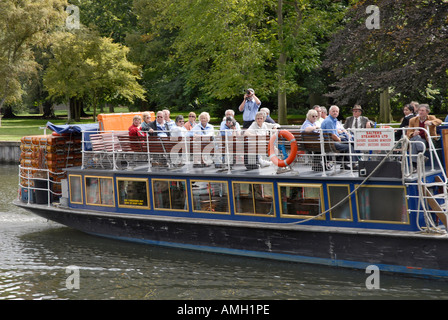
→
(77, 125, 445, 179)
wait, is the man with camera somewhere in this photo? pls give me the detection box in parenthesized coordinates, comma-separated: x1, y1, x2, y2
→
(238, 88, 261, 129)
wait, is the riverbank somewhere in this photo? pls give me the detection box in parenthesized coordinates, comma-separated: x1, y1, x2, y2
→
(0, 141, 21, 163)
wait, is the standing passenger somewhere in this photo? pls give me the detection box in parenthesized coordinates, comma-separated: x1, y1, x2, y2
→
(239, 88, 261, 129)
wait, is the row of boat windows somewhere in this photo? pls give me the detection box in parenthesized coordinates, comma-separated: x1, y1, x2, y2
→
(68, 175, 409, 224)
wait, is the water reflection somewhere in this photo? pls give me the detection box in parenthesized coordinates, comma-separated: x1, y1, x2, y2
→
(1, 164, 448, 299)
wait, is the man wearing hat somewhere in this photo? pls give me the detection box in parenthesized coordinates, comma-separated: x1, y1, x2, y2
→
(343, 105, 374, 130)
(239, 88, 261, 129)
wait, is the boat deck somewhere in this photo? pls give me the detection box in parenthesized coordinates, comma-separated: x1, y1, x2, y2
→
(76, 127, 446, 183)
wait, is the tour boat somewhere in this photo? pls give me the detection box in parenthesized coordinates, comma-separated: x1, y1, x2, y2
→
(13, 112, 448, 279)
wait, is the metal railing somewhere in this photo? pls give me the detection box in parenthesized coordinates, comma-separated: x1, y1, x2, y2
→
(77, 126, 444, 176)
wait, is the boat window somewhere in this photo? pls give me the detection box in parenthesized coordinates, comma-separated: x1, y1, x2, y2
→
(85, 176, 115, 206)
(152, 179, 188, 211)
(69, 175, 83, 204)
(356, 185, 408, 223)
(191, 180, 230, 214)
(117, 178, 150, 209)
(327, 185, 352, 221)
(233, 182, 275, 216)
(278, 183, 324, 219)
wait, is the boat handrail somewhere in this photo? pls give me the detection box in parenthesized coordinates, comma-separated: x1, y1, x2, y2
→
(78, 126, 445, 177)
(18, 166, 64, 207)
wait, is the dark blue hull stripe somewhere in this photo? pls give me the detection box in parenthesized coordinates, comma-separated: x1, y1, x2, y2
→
(89, 232, 448, 279)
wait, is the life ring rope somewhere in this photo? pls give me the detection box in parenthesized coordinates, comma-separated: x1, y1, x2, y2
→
(268, 130, 298, 167)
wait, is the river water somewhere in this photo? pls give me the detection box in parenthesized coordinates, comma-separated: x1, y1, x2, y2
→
(1, 164, 448, 301)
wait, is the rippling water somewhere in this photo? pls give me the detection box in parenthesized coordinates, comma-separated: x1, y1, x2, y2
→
(2, 164, 448, 300)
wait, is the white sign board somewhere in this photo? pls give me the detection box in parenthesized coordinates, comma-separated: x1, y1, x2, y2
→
(354, 129, 395, 151)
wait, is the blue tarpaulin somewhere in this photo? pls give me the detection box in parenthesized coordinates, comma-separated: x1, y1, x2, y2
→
(46, 122, 99, 151)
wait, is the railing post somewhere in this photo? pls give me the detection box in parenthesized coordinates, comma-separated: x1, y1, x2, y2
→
(319, 130, 327, 177)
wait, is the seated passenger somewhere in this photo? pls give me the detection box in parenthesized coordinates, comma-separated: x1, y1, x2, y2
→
(141, 111, 152, 132)
(184, 112, 197, 130)
(191, 112, 214, 136)
(260, 107, 276, 124)
(343, 105, 373, 130)
(300, 109, 320, 133)
(407, 104, 442, 169)
(395, 104, 415, 140)
(244, 111, 276, 168)
(220, 116, 241, 137)
(220, 110, 241, 131)
(163, 109, 176, 131)
(244, 111, 279, 136)
(170, 115, 188, 166)
(301, 109, 324, 171)
(321, 105, 356, 170)
(312, 105, 324, 127)
(128, 115, 146, 137)
(171, 115, 188, 137)
(145, 111, 170, 137)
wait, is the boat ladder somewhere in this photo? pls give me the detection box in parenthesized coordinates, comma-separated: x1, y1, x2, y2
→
(410, 153, 448, 234)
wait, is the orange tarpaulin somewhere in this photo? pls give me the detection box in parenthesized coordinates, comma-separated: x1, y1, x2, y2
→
(97, 112, 155, 132)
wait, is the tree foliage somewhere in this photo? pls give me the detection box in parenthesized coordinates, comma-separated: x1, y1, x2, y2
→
(130, 0, 346, 121)
(0, 0, 67, 110)
(43, 29, 145, 120)
(5, 0, 445, 124)
(324, 0, 448, 111)
(68, 0, 137, 44)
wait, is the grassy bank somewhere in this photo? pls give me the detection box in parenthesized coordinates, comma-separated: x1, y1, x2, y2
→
(0, 115, 95, 141)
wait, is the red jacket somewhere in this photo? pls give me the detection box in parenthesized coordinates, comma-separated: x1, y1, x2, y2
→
(128, 124, 146, 137)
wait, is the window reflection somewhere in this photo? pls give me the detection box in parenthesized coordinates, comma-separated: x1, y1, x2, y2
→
(328, 185, 352, 220)
(191, 181, 229, 214)
(233, 182, 274, 216)
(279, 184, 323, 218)
(69, 175, 82, 204)
(153, 179, 188, 211)
(117, 178, 149, 208)
(357, 186, 408, 223)
(85, 176, 114, 206)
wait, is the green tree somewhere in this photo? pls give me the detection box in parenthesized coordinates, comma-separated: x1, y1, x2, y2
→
(68, 0, 137, 44)
(0, 0, 67, 122)
(131, 0, 345, 122)
(43, 29, 146, 121)
(324, 0, 448, 121)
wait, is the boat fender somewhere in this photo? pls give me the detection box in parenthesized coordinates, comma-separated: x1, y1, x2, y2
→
(268, 130, 298, 167)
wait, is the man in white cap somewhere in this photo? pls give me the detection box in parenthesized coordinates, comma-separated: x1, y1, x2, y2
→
(239, 88, 261, 129)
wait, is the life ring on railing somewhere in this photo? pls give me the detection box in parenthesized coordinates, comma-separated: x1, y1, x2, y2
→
(268, 130, 298, 167)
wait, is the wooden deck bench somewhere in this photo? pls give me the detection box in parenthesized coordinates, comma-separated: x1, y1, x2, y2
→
(301, 132, 339, 154)
(87, 133, 124, 168)
(118, 135, 148, 153)
(85, 130, 344, 170)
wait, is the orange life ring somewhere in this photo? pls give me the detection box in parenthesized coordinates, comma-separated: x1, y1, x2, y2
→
(268, 130, 298, 167)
